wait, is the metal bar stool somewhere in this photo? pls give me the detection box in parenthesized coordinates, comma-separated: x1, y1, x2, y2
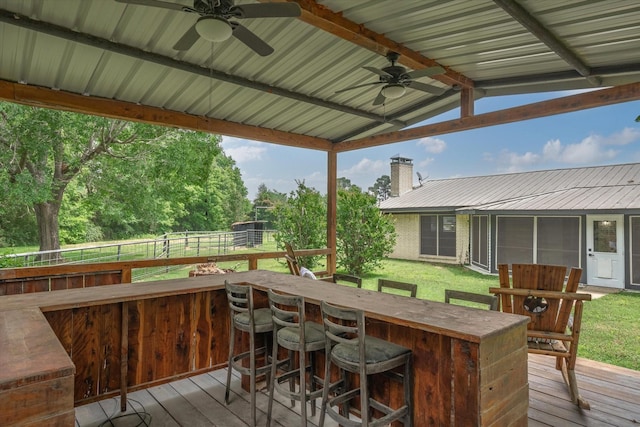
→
(319, 300, 413, 427)
(224, 280, 273, 427)
(266, 289, 326, 427)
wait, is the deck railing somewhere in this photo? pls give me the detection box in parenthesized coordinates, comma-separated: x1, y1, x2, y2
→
(0, 247, 332, 295)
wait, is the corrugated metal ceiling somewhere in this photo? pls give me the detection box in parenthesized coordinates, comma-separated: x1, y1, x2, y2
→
(0, 0, 639, 146)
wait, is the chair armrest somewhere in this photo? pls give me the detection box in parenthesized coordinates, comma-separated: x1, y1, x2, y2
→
(489, 287, 591, 301)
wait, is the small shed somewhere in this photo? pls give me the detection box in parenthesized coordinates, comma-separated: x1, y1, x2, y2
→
(231, 221, 266, 247)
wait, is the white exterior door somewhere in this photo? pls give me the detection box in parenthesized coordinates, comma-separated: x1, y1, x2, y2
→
(586, 215, 624, 288)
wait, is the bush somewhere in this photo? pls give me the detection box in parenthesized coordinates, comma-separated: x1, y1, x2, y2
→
(336, 188, 396, 275)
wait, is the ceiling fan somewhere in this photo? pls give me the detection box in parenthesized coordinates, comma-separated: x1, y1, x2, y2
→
(336, 51, 447, 105)
(114, 0, 301, 55)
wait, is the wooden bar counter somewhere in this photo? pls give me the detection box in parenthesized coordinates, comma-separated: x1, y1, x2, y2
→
(0, 270, 529, 426)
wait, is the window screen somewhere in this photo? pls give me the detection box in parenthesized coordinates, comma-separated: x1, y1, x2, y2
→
(496, 217, 533, 265)
(472, 215, 488, 267)
(537, 217, 580, 268)
(420, 215, 437, 255)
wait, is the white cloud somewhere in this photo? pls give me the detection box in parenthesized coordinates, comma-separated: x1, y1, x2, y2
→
(497, 150, 540, 172)
(497, 128, 640, 171)
(340, 158, 386, 176)
(417, 136, 446, 153)
(220, 137, 267, 163)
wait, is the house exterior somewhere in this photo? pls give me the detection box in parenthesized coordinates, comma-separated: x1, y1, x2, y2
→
(379, 158, 640, 290)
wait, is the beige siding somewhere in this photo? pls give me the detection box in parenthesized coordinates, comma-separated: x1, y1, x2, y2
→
(389, 213, 470, 265)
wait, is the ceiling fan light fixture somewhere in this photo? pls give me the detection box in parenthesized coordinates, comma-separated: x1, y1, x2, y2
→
(195, 16, 233, 42)
(381, 84, 406, 99)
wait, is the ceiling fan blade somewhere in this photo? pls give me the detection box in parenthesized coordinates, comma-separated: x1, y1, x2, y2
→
(335, 81, 384, 94)
(231, 3, 302, 19)
(114, 0, 186, 11)
(363, 66, 391, 77)
(407, 80, 447, 95)
(232, 24, 274, 56)
(405, 66, 445, 80)
(173, 24, 200, 50)
(373, 90, 386, 106)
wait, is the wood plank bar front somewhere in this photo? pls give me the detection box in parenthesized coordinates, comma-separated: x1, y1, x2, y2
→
(0, 270, 529, 426)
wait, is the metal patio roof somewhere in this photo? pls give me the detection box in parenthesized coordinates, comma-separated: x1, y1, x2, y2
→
(1, 0, 640, 152)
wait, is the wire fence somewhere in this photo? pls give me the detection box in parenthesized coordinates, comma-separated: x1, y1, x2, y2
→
(1, 229, 277, 281)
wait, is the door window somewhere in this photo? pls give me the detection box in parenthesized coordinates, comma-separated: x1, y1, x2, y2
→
(593, 220, 617, 253)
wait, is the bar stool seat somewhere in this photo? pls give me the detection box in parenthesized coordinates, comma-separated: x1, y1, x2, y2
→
(224, 280, 273, 427)
(319, 300, 413, 427)
(267, 289, 326, 427)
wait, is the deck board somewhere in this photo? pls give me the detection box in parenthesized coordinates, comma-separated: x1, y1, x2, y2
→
(75, 355, 640, 427)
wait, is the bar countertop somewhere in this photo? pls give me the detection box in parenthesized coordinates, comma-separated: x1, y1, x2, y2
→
(0, 270, 527, 343)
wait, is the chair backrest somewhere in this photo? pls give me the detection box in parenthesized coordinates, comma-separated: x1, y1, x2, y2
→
(445, 289, 498, 310)
(320, 300, 365, 358)
(285, 254, 301, 276)
(332, 273, 362, 288)
(377, 279, 417, 297)
(268, 289, 304, 330)
(495, 263, 584, 334)
(225, 280, 255, 321)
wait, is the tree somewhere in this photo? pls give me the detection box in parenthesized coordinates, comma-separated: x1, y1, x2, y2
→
(0, 104, 163, 258)
(336, 187, 396, 275)
(368, 175, 391, 203)
(0, 102, 250, 255)
(272, 181, 326, 269)
(337, 177, 360, 191)
(252, 183, 286, 228)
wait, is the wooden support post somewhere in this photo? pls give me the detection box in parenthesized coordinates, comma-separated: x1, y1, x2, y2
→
(327, 150, 337, 274)
(120, 301, 128, 412)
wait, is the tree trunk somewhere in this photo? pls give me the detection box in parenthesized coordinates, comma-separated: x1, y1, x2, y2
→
(34, 201, 63, 263)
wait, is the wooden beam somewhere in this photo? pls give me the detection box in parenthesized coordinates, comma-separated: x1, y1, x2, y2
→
(0, 80, 333, 151)
(460, 88, 475, 118)
(335, 81, 640, 152)
(493, 0, 600, 87)
(279, 0, 473, 89)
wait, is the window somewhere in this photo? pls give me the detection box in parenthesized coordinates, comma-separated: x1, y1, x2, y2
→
(537, 217, 580, 267)
(472, 215, 488, 267)
(497, 217, 533, 265)
(630, 217, 640, 284)
(496, 216, 580, 270)
(420, 215, 456, 257)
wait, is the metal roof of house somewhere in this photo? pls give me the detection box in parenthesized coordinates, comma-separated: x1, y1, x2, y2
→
(1, 0, 640, 151)
(379, 163, 640, 213)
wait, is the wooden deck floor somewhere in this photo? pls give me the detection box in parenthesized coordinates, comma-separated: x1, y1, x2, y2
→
(75, 354, 640, 427)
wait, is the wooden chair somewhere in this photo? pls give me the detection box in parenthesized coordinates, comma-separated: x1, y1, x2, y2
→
(319, 300, 413, 427)
(332, 273, 362, 288)
(224, 281, 274, 426)
(377, 279, 417, 298)
(285, 254, 301, 276)
(266, 290, 325, 427)
(491, 264, 592, 409)
(445, 289, 498, 310)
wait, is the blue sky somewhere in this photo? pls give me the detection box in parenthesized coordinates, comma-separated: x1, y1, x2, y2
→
(221, 91, 640, 200)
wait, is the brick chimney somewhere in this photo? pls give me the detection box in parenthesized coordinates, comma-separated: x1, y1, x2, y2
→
(390, 155, 413, 197)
